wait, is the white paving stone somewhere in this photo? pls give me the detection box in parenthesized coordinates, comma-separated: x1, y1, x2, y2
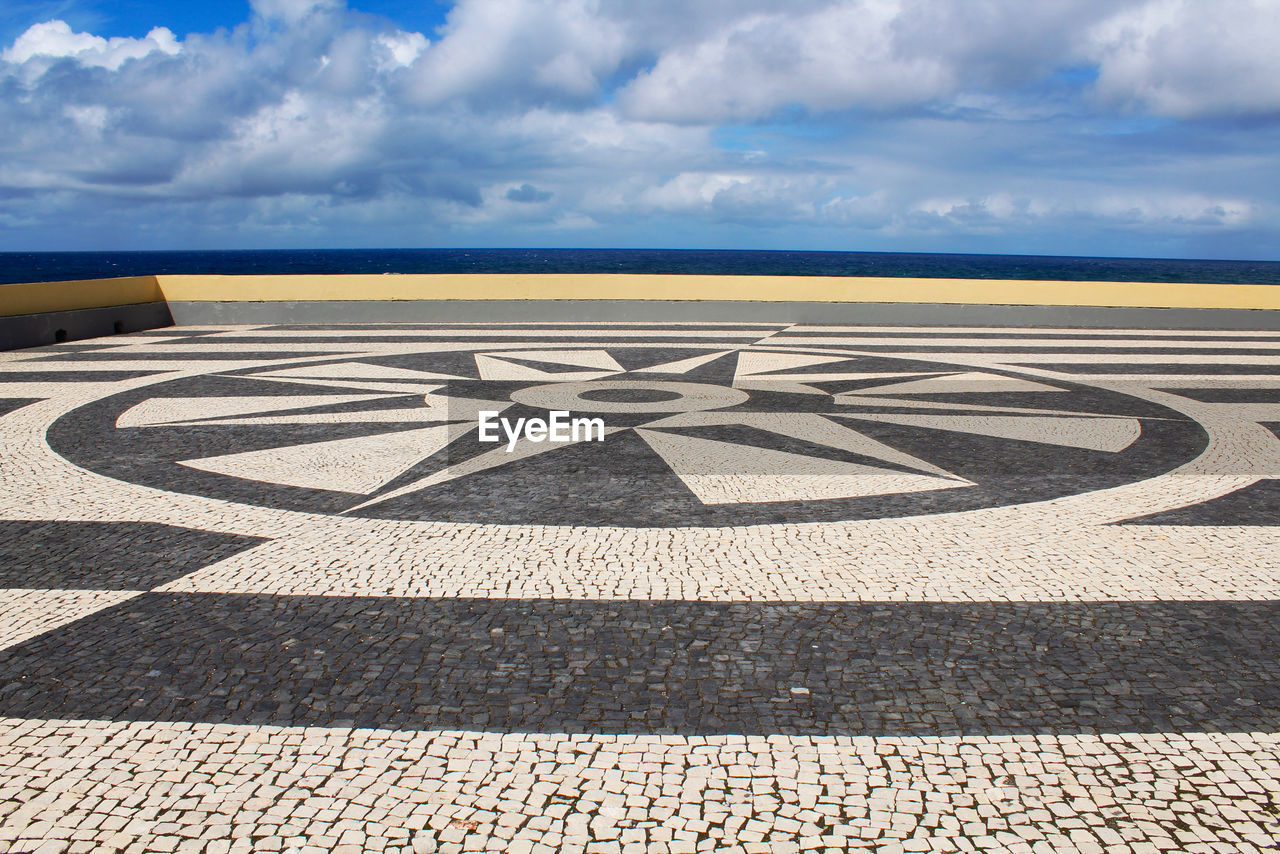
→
(2, 322, 1279, 853)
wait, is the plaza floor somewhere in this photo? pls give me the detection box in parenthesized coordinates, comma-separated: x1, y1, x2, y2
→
(1, 321, 1279, 853)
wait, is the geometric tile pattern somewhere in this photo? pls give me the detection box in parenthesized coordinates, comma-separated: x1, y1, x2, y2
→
(4, 322, 1280, 852)
(42, 332, 1212, 526)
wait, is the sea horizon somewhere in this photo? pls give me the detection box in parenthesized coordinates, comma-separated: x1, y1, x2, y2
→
(3, 247, 1280, 286)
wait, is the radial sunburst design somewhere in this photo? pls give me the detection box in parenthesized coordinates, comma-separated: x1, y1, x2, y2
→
(50, 340, 1207, 526)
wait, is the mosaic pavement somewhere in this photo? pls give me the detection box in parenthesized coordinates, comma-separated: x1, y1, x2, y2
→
(2, 321, 1280, 853)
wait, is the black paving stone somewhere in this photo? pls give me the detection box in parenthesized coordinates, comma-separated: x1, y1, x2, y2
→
(261, 323, 787, 331)
(792, 346, 1280, 355)
(0, 398, 38, 417)
(1020, 363, 1280, 374)
(1160, 387, 1280, 403)
(1119, 479, 1280, 526)
(0, 370, 171, 382)
(772, 331, 1280, 341)
(125, 330, 220, 338)
(26, 351, 353, 362)
(0, 521, 267, 589)
(2, 596, 1279, 735)
(204, 335, 776, 344)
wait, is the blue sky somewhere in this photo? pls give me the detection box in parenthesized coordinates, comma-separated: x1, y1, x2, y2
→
(0, 1, 451, 42)
(2, 0, 1278, 259)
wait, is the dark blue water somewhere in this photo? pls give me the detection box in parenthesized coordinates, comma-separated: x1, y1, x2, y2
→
(1, 248, 1278, 286)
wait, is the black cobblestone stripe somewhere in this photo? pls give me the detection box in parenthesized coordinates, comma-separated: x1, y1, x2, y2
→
(199, 335, 778, 344)
(26, 351, 353, 362)
(1014, 363, 1280, 375)
(260, 324, 790, 331)
(42, 344, 119, 351)
(0, 521, 267, 589)
(1161, 387, 1280, 403)
(773, 346, 1280, 355)
(125, 330, 221, 337)
(1119, 479, 1280, 526)
(0, 370, 172, 382)
(2, 596, 1278, 735)
(0, 398, 38, 417)
(771, 331, 1280, 341)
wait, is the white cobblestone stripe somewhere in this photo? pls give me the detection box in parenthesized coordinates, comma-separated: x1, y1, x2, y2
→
(0, 720, 1277, 854)
(0, 589, 141, 651)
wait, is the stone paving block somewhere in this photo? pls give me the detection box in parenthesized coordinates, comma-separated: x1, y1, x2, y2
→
(3, 322, 1280, 850)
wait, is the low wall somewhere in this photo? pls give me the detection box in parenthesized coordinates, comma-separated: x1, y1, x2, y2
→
(149, 273, 1280, 310)
(0, 275, 170, 349)
(2, 273, 1278, 348)
(0, 301, 174, 351)
(167, 298, 1280, 330)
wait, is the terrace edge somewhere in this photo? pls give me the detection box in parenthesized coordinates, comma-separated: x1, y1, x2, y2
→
(2, 273, 1279, 349)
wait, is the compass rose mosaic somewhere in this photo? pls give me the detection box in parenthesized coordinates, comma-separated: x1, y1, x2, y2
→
(49, 336, 1207, 526)
(8, 320, 1280, 853)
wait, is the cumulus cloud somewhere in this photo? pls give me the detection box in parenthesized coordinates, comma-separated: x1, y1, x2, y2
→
(1089, 0, 1280, 118)
(910, 192, 1254, 230)
(618, 0, 1280, 122)
(3, 19, 179, 70)
(0, 0, 1277, 255)
(618, 3, 952, 123)
(374, 30, 428, 70)
(406, 0, 628, 106)
(251, 0, 344, 25)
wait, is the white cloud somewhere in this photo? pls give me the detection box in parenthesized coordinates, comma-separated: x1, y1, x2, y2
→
(1089, 193, 1254, 227)
(0, 0, 1277, 256)
(407, 0, 627, 105)
(637, 172, 755, 212)
(63, 104, 112, 134)
(172, 90, 389, 198)
(1089, 0, 1280, 118)
(3, 20, 179, 70)
(909, 192, 1254, 231)
(374, 30, 428, 70)
(617, 0, 1280, 122)
(612, 0, 1142, 123)
(619, 2, 953, 122)
(251, 0, 343, 25)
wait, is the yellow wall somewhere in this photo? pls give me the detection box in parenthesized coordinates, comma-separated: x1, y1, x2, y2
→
(3, 272, 1278, 317)
(0, 276, 163, 318)
(154, 273, 1280, 310)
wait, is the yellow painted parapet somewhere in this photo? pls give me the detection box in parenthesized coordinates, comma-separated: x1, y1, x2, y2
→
(3, 273, 1279, 315)
(0, 276, 163, 317)
(154, 274, 1280, 309)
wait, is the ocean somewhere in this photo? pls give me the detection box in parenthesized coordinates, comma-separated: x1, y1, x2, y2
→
(1, 248, 1279, 286)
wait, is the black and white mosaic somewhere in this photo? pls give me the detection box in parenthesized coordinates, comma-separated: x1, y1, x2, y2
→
(4, 321, 1280, 852)
(46, 336, 1208, 526)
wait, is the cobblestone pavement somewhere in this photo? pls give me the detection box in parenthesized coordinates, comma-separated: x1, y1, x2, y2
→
(2, 322, 1280, 853)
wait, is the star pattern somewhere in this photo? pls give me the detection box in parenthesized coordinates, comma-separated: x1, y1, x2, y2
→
(60, 339, 1203, 526)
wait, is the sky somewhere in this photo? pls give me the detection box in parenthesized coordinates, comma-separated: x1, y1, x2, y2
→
(1, 0, 1278, 259)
